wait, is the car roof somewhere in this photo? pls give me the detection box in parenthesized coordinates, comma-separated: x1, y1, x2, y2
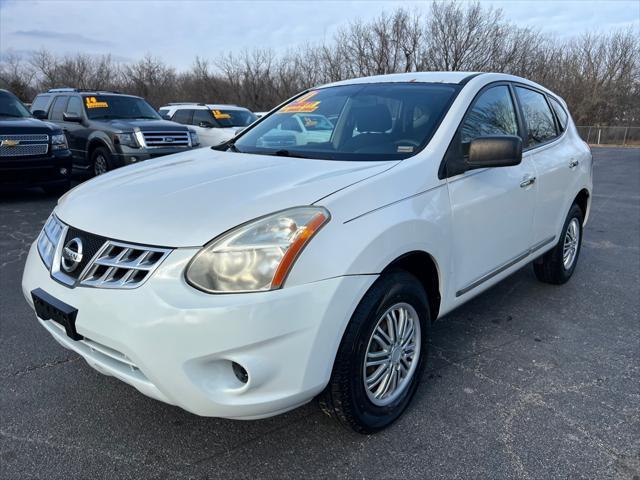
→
(317, 71, 557, 98)
(320, 72, 480, 88)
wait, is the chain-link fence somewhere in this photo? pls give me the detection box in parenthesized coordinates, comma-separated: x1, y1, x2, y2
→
(576, 126, 640, 146)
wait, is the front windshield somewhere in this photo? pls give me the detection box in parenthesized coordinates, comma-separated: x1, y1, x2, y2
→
(84, 95, 161, 120)
(0, 91, 31, 118)
(211, 109, 257, 127)
(234, 83, 459, 161)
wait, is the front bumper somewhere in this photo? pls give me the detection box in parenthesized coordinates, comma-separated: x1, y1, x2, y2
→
(22, 241, 374, 419)
(0, 150, 72, 187)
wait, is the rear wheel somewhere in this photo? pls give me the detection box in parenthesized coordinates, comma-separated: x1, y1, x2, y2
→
(534, 203, 584, 284)
(319, 271, 430, 434)
(91, 147, 111, 176)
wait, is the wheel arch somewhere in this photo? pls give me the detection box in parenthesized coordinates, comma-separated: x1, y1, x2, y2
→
(381, 250, 442, 321)
(86, 134, 114, 162)
(573, 188, 590, 225)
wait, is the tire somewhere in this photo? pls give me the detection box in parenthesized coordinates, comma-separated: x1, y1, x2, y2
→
(42, 180, 71, 197)
(534, 203, 584, 284)
(91, 147, 111, 176)
(319, 271, 430, 434)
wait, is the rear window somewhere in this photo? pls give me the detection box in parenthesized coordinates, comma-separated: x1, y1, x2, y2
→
(549, 97, 568, 132)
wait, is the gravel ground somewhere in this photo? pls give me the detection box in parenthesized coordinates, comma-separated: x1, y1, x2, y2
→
(1, 147, 638, 479)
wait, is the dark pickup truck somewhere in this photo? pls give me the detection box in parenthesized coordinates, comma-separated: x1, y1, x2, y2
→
(0, 89, 72, 194)
(31, 89, 199, 176)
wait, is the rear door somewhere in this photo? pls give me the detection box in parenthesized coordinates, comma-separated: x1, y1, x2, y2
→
(514, 86, 574, 243)
(446, 84, 537, 298)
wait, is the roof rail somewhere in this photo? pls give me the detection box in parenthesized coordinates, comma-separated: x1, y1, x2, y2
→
(47, 88, 123, 94)
(167, 102, 206, 106)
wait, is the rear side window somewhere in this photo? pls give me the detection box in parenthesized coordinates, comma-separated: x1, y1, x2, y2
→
(515, 87, 557, 146)
(549, 97, 568, 132)
(460, 85, 518, 152)
(172, 109, 193, 125)
(65, 97, 83, 116)
(49, 96, 69, 121)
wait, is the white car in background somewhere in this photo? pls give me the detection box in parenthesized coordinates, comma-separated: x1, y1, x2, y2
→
(159, 103, 257, 146)
(22, 72, 592, 433)
(257, 113, 334, 148)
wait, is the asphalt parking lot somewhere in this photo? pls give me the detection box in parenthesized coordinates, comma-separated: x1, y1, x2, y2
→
(0, 147, 638, 479)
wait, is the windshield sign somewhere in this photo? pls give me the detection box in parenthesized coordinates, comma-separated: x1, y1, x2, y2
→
(234, 83, 459, 161)
(84, 96, 161, 120)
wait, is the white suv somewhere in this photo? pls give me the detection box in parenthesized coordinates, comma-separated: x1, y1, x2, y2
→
(159, 103, 257, 146)
(23, 72, 592, 433)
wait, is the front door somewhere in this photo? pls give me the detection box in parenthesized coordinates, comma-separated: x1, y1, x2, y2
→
(445, 84, 537, 297)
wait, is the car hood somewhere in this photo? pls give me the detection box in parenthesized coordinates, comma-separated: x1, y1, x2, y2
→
(92, 118, 189, 132)
(56, 148, 397, 247)
(0, 117, 60, 134)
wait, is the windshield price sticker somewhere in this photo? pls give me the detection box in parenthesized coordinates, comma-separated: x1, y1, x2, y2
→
(212, 110, 232, 119)
(279, 91, 321, 113)
(85, 97, 109, 108)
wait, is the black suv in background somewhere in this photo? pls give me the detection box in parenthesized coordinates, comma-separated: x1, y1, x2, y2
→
(31, 89, 199, 176)
(0, 89, 72, 194)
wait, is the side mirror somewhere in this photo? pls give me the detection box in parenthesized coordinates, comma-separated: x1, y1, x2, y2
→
(466, 136, 522, 170)
(32, 110, 47, 120)
(63, 112, 82, 123)
(198, 121, 214, 128)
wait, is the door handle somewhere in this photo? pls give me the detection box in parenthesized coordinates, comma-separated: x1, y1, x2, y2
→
(520, 176, 536, 188)
(569, 159, 579, 168)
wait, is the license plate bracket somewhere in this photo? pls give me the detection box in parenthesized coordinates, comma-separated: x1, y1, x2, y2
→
(31, 288, 83, 340)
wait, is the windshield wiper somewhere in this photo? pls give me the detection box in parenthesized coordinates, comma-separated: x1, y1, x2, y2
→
(0, 114, 26, 118)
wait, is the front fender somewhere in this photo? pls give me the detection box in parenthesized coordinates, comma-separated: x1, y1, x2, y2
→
(287, 184, 453, 304)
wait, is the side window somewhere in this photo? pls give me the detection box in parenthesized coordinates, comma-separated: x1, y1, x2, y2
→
(515, 87, 557, 146)
(65, 97, 83, 116)
(172, 109, 193, 125)
(193, 110, 215, 127)
(460, 86, 518, 152)
(30, 94, 51, 113)
(49, 96, 69, 121)
(549, 97, 568, 132)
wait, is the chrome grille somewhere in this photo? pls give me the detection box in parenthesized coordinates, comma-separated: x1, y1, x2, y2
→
(0, 134, 49, 157)
(78, 240, 171, 289)
(142, 131, 190, 148)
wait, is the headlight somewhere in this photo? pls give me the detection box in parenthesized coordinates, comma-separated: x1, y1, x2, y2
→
(114, 132, 138, 148)
(186, 207, 330, 293)
(51, 133, 68, 151)
(37, 214, 65, 269)
(189, 130, 199, 146)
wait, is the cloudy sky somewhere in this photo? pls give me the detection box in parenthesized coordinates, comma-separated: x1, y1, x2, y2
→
(1, 0, 638, 69)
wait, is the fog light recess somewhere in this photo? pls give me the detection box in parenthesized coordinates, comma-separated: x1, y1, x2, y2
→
(232, 362, 248, 384)
(60, 167, 68, 175)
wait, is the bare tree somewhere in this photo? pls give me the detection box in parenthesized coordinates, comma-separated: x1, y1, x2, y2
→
(1, 1, 638, 124)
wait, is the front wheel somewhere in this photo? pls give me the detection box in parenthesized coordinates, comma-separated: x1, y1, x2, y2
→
(534, 203, 584, 284)
(319, 271, 430, 434)
(91, 147, 111, 176)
